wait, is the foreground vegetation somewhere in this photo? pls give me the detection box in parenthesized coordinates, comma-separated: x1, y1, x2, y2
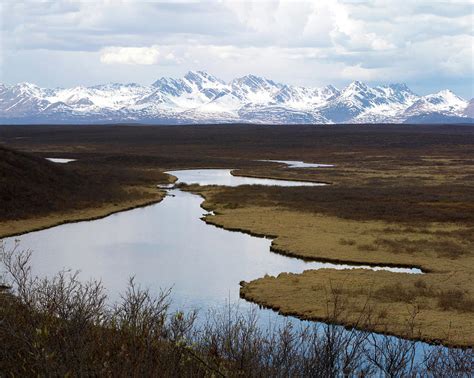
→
(1, 243, 472, 376)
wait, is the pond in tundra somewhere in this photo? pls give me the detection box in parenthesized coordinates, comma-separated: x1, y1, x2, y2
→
(46, 157, 77, 163)
(4, 168, 420, 325)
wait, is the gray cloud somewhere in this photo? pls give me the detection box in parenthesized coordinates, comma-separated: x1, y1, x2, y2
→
(1, 0, 473, 98)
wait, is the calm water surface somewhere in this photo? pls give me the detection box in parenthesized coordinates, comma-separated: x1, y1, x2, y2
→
(0, 167, 452, 371)
(168, 168, 324, 187)
(3, 169, 423, 339)
(262, 160, 334, 168)
(46, 158, 77, 163)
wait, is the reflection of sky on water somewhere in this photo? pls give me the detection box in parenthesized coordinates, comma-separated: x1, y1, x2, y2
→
(45, 158, 77, 163)
(5, 170, 420, 313)
(262, 160, 335, 168)
(3, 169, 435, 358)
(168, 168, 325, 187)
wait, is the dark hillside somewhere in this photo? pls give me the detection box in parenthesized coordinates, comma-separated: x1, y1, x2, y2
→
(0, 146, 127, 220)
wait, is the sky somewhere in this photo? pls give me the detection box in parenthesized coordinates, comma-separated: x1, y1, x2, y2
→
(1, 0, 473, 98)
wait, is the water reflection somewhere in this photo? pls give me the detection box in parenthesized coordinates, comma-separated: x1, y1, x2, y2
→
(3, 190, 306, 309)
(262, 160, 334, 168)
(2, 168, 434, 357)
(5, 187, 419, 314)
(46, 158, 77, 163)
(167, 169, 324, 187)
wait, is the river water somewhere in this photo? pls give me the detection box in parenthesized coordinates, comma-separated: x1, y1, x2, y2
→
(3, 167, 429, 348)
(261, 159, 334, 168)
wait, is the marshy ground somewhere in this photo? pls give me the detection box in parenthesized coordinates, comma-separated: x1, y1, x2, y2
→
(0, 124, 473, 346)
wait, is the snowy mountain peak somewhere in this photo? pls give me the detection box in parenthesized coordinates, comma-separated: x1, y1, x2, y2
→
(428, 89, 466, 106)
(341, 81, 374, 100)
(14, 82, 43, 95)
(325, 84, 339, 93)
(16, 82, 39, 89)
(0, 73, 471, 124)
(347, 80, 366, 88)
(423, 90, 465, 106)
(229, 74, 283, 104)
(184, 70, 223, 84)
(384, 83, 412, 92)
(403, 89, 468, 119)
(232, 74, 280, 89)
(436, 89, 455, 95)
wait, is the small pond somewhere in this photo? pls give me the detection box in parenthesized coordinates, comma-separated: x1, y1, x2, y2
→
(46, 158, 77, 163)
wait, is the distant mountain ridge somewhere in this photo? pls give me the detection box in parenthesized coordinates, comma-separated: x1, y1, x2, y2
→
(1, 71, 472, 124)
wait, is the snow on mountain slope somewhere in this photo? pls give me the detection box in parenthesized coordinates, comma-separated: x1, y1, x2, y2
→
(239, 104, 329, 124)
(47, 83, 150, 111)
(0, 83, 51, 116)
(230, 74, 282, 104)
(403, 90, 468, 118)
(0, 72, 471, 124)
(148, 71, 229, 111)
(350, 84, 419, 123)
(273, 85, 339, 110)
(192, 92, 242, 117)
(319, 81, 419, 123)
(464, 99, 474, 118)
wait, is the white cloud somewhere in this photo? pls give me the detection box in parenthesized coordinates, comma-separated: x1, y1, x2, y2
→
(340, 64, 384, 82)
(100, 46, 160, 65)
(2, 0, 473, 97)
(99, 45, 179, 65)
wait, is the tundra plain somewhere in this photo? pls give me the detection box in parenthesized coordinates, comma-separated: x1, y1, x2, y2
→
(0, 124, 473, 346)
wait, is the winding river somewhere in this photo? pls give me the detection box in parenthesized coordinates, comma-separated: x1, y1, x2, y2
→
(1, 162, 447, 369)
(1, 161, 458, 369)
(4, 167, 420, 322)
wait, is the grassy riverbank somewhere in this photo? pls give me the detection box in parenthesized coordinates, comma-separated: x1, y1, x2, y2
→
(188, 143, 474, 347)
(1, 124, 473, 347)
(0, 185, 165, 238)
(0, 145, 169, 238)
(190, 187, 474, 347)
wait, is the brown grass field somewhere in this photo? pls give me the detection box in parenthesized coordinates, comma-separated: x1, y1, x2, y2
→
(0, 123, 473, 346)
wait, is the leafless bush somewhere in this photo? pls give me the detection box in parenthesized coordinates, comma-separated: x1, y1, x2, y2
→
(366, 325, 419, 376)
(112, 277, 170, 338)
(0, 242, 472, 376)
(437, 289, 474, 313)
(2, 240, 36, 304)
(424, 346, 474, 377)
(198, 304, 273, 374)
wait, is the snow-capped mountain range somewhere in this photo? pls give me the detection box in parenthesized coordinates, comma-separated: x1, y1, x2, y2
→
(1, 71, 472, 124)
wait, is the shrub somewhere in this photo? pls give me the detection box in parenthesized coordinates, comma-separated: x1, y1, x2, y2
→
(0, 242, 472, 376)
(437, 289, 474, 313)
